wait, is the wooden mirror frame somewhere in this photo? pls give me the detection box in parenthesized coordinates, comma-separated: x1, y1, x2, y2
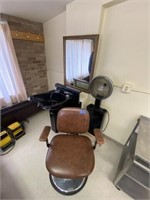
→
(63, 34, 99, 93)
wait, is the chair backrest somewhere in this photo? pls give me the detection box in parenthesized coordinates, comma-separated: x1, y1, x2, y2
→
(57, 107, 90, 134)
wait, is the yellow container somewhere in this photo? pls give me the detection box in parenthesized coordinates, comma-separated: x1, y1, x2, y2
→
(8, 122, 25, 139)
(0, 130, 13, 149)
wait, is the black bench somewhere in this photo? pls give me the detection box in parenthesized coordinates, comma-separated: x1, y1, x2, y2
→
(1, 100, 42, 129)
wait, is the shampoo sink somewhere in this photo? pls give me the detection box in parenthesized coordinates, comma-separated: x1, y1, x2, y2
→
(29, 83, 81, 132)
(29, 90, 71, 110)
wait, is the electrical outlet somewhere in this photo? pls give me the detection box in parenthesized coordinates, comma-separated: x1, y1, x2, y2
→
(121, 83, 133, 93)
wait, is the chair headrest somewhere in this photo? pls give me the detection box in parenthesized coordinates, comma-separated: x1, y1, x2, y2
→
(57, 107, 90, 134)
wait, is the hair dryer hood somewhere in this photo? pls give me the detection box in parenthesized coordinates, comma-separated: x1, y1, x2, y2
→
(89, 76, 113, 100)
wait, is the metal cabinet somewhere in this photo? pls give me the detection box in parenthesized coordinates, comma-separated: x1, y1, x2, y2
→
(113, 116, 150, 200)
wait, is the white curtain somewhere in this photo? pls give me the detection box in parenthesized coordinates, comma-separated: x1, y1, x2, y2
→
(66, 39, 93, 84)
(0, 22, 27, 108)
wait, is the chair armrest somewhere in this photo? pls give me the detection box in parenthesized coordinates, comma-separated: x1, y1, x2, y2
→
(94, 128, 104, 144)
(39, 126, 51, 142)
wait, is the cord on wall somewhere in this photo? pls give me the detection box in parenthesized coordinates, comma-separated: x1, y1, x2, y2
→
(113, 84, 150, 95)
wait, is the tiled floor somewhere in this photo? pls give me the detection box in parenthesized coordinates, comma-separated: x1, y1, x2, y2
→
(1, 110, 133, 200)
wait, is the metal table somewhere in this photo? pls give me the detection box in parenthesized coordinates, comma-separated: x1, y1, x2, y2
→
(113, 116, 150, 200)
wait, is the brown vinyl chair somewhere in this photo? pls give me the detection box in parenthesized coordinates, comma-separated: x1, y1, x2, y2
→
(39, 107, 104, 195)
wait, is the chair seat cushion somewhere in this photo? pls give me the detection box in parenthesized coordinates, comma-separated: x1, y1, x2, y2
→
(46, 135, 95, 179)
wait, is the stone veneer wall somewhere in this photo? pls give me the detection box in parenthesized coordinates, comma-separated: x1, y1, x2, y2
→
(1, 13, 48, 96)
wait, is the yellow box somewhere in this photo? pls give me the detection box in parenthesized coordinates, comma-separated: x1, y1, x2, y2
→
(8, 122, 21, 130)
(8, 122, 25, 139)
(0, 130, 12, 148)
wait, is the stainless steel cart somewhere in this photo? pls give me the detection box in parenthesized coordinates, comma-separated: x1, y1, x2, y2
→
(113, 116, 150, 200)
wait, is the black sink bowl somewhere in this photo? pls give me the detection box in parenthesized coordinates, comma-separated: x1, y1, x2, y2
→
(28, 90, 71, 110)
(28, 83, 81, 133)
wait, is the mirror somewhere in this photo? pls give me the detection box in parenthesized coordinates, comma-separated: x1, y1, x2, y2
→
(63, 34, 99, 92)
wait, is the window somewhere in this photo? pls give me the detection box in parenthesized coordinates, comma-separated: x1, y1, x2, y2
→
(66, 39, 93, 84)
(0, 22, 27, 108)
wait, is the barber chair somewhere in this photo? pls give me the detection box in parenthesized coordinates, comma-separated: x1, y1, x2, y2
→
(40, 107, 104, 195)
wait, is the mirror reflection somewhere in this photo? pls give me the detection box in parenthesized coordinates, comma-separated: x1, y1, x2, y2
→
(63, 35, 99, 92)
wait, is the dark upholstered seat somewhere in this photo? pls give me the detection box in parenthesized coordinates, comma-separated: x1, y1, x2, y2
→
(46, 134, 94, 179)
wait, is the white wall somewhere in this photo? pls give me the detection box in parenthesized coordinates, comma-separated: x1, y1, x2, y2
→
(94, 0, 150, 144)
(66, 0, 128, 35)
(44, 0, 150, 144)
(66, 0, 104, 35)
(96, 0, 149, 91)
(43, 12, 66, 90)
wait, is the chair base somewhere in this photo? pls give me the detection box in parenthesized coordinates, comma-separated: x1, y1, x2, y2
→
(49, 174, 88, 195)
